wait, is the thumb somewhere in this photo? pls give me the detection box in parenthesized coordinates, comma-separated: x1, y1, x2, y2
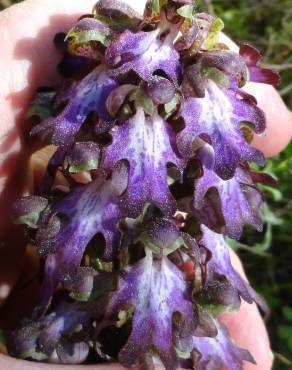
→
(0, 0, 96, 309)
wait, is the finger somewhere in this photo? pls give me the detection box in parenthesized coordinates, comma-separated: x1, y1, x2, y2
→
(0, 354, 124, 370)
(244, 83, 292, 157)
(0, 0, 97, 308)
(0, 0, 100, 232)
(220, 250, 274, 370)
(219, 33, 292, 157)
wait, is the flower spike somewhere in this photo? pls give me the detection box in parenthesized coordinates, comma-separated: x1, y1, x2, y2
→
(9, 0, 279, 368)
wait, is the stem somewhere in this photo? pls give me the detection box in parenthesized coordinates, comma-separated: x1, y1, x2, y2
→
(201, 0, 216, 17)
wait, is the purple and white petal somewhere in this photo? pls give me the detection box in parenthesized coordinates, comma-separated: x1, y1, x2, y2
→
(31, 66, 117, 145)
(177, 81, 266, 179)
(200, 225, 268, 311)
(106, 29, 181, 83)
(107, 250, 195, 369)
(103, 108, 184, 217)
(194, 166, 263, 239)
(36, 173, 121, 304)
(9, 301, 95, 363)
(192, 318, 255, 370)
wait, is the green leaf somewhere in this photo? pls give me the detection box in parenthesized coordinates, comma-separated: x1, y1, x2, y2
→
(204, 18, 224, 50)
(260, 184, 283, 202)
(177, 5, 195, 19)
(277, 325, 292, 350)
(252, 223, 272, 253)
(283, 306, 292, 323)
(261, 203, 283, 226)
(225, 237, 239, 251)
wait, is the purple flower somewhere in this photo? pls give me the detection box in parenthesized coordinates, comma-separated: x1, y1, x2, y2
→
(199, 225, 268, 312)
(9, 0, 280, 368)
(106, 249, 196, 369)
(177, 82, 265, 179)
(8, 301, 100, 364)
(192, 319, 256, 370)
(194, 165, 263, 239)
(103, 107, 184, 217)
(35, 173, 122, 307)
(106, 28, 181, 83)
(31, 66, 117, 145)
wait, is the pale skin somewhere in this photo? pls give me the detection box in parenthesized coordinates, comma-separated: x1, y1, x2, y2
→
(0, 0, 291, 369)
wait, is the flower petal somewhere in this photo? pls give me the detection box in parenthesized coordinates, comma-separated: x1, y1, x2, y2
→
(103, 108, 183, 217)
(27, 88, 56, 120)
(8, 301, 94, 363)
(146, 76, 176, 105)
(12, 196, 48, 229)
(94, 0, 142, 31)
(31, 66, 117, 145)
(177, 81, 265, 179)
(200, 225, 268, 311)
(106, 29, 181, 83)
(66, 17, 113, 59)
(106, 84, 137, 117)
(107, 250, 196, 369)
(36, 173, 122, 304)
(194, 166, 263, 239)
(192, 318, 255, 370)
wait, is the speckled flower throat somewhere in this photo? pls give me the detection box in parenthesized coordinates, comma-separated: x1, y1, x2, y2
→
(9, 0, 280, 369)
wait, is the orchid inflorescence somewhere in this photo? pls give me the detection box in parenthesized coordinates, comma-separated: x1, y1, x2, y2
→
(9, 0, 280, 369)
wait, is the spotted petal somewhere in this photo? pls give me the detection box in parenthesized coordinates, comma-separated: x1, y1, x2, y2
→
(103, 107, 183, 217)
(177, 81, 265, 179)
(8, 301, 99, 364)
(192, 318, 255, 370)
(194, 166, 263, 238)
(200, 225, 268, 311)
(31, 66, 117, 145)
(106, 29, 181, 83)
(36, 173, 121, 306)
(107, 250, 196, 369)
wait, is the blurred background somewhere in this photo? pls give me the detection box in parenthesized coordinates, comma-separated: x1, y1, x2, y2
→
(0, 0, 291, 368)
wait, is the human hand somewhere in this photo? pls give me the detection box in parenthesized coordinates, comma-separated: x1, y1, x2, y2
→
(0, 0, 291, 369)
